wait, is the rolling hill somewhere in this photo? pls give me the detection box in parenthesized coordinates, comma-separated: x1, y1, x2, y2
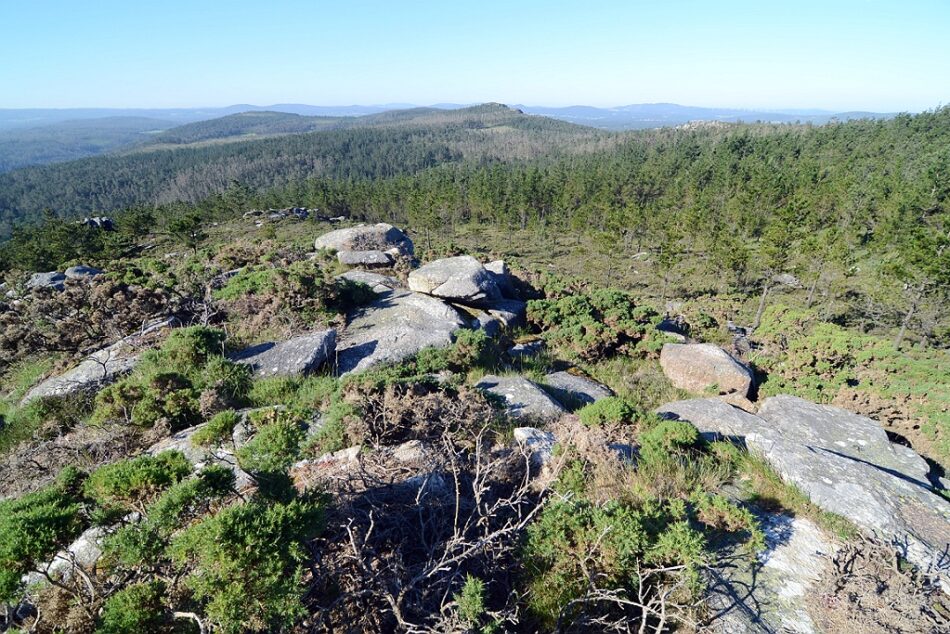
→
(0, 104, 610, 232)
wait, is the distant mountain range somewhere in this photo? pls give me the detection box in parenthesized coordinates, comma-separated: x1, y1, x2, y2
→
(0, 102, 899, 173)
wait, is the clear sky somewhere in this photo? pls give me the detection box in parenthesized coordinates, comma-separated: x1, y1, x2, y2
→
(1, 0, 947, 111)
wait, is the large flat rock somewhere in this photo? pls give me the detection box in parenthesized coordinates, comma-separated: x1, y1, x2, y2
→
(314, 223, 413, 256)
(475, 374, 566, 423)
(707, 513, 837, 634)
(230, 329, 336, 378)
(336, 270, 401, 295)
(657, 396, 950, 590)
(543, 370, 613, 410)
(408, 255, 501, 306)
(660, 343, 753, 397)
(336, 290, 466, 375)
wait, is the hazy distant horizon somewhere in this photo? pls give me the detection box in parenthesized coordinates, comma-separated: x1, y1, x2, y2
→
(0, 101, 924, 114)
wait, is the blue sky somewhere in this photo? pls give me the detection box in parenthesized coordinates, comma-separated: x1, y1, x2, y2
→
(1, 0, 947, 111)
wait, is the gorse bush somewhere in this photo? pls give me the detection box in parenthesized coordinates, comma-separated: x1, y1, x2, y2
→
(638, 420, 701, 465)
(522, 497, 709, 628)
(191, 409, 240, 447)
(0, 467, 86, 603)
(92, 326, 251, 429)
(105, 464, 234, 568)
(96, 581, 167, 634)
(169, 495, 325, 633)
(576, 396, 639, 427)
(756, 305, 950, 467)
(455, 574, 488, 627)
(83, 450, 192, 514)
(236, 411, 306, 475)
(527, 289, 660, 361)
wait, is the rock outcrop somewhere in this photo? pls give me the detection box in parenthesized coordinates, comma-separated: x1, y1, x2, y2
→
(475, 375, 566, 422)
(22, 317, 177, 404)
(484, 260, 516, 298)
(64, 265, 103, 280)
(336, 290, 466, 375)
(25, 271, 66, 291)
(230, 329, 336, 378)
(314, 223, 413, 266)
(657, 396, 950, 590)
(336, 250, 395, 267)
(408, 255, 501, 306)
(659, 343, 753, 396)
(336, 270, 401, 295)
(708, 513, 838, 633)
(543, 370, 613, 410)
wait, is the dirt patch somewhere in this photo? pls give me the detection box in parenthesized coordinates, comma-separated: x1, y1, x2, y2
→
(808, 536, 949, 633)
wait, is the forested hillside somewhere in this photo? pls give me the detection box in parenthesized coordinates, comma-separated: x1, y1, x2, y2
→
(0, 105, 608, 233)
(0, 117, 174, 173)
(143, 111, 348, 146)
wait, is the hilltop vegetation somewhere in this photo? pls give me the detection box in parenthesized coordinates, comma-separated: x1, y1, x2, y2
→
(0, 103, 947, 633)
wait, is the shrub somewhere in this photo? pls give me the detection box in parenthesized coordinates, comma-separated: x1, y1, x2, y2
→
(0, 467, 86, 602)
(756, 305, 950, 468)
(304, 401, 354, 455)
(191, 410, 241, 448)
(638, 420, 701, 465)
(236, 414, 305, 475)
(92, 327, 251, 429)
(84, 451, 192, 513)
(0, 278, 181, 371)
(576, 396, 639, 427)
(455, 574, 487, 626)
(527, 289, 660, 361)
(169, 495, 325, 633)
(97, 581, 167, 633)
(105, 465, 235, 567)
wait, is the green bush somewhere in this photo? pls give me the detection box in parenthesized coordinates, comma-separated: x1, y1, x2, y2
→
(191, 410, 241, 447)
(0, 467, 86, 602)
(169, 495, 325, 633)
(105, 465, 234, 567)
(236, 414, 305, 475)
(92, 326, 251, 429)
(455, 574, 487, 626)
(97, 581, 167, 633)
(527, 289, 660, 361)
(576, 396, 638, 426)
(638, 420, 701, 465)
(523, 497, 699, 627)
(304, 401, 353, 455)
(84, 451, 192, 513)
(756, 305, 950, 468)
(247, 374, 338, 410)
